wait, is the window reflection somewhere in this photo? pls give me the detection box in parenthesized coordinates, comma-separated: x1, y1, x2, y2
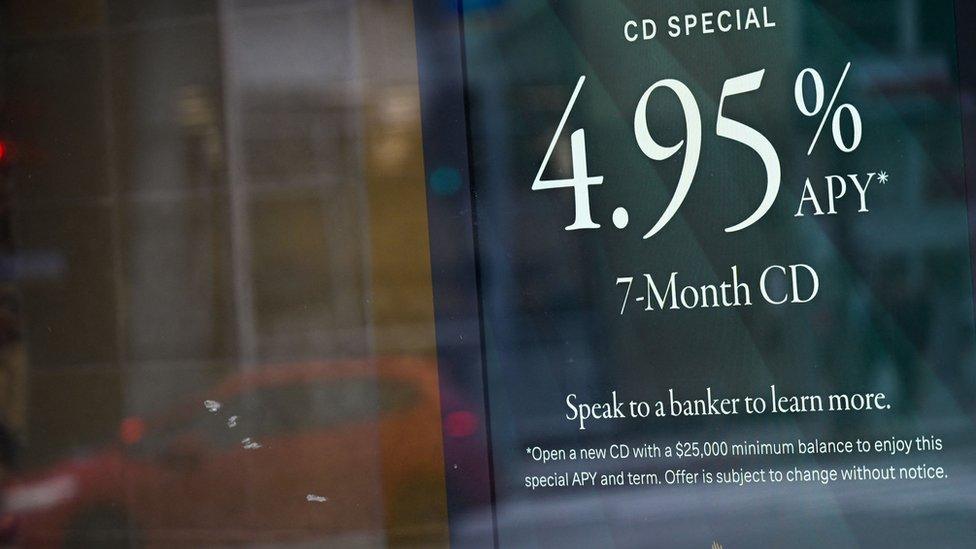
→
(0, 1, 447, 546)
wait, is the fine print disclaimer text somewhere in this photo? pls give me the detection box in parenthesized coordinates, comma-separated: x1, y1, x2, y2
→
(522, 385, 949, 492)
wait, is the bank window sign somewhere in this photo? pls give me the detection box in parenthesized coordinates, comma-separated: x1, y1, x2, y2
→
(419, 0, 976, 547)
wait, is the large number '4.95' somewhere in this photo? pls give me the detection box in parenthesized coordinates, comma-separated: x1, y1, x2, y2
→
(533, 71, 781, 238)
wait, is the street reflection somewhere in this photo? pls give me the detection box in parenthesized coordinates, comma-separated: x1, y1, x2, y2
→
(0, 0, 450, 546)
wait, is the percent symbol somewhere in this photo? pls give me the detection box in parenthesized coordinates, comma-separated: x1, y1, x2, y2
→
(795, 62, 863, 155)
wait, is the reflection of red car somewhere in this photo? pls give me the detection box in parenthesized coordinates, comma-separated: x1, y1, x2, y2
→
(3, 358, 479, 547)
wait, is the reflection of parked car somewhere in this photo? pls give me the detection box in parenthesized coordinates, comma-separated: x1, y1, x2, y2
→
(2, 358, 479, 547)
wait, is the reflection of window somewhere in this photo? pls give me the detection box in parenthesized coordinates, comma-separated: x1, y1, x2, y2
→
(223, 0, 368, 364)
(242, 93, 357, 187)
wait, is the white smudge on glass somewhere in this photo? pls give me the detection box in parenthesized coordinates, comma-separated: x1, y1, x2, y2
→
(241, 437, 262, 450)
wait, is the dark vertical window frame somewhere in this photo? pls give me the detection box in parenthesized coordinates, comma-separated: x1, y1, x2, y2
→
(414, 1, 497, 547)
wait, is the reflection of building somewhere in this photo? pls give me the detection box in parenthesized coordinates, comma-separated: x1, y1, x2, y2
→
(2, 0, 439, 489)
